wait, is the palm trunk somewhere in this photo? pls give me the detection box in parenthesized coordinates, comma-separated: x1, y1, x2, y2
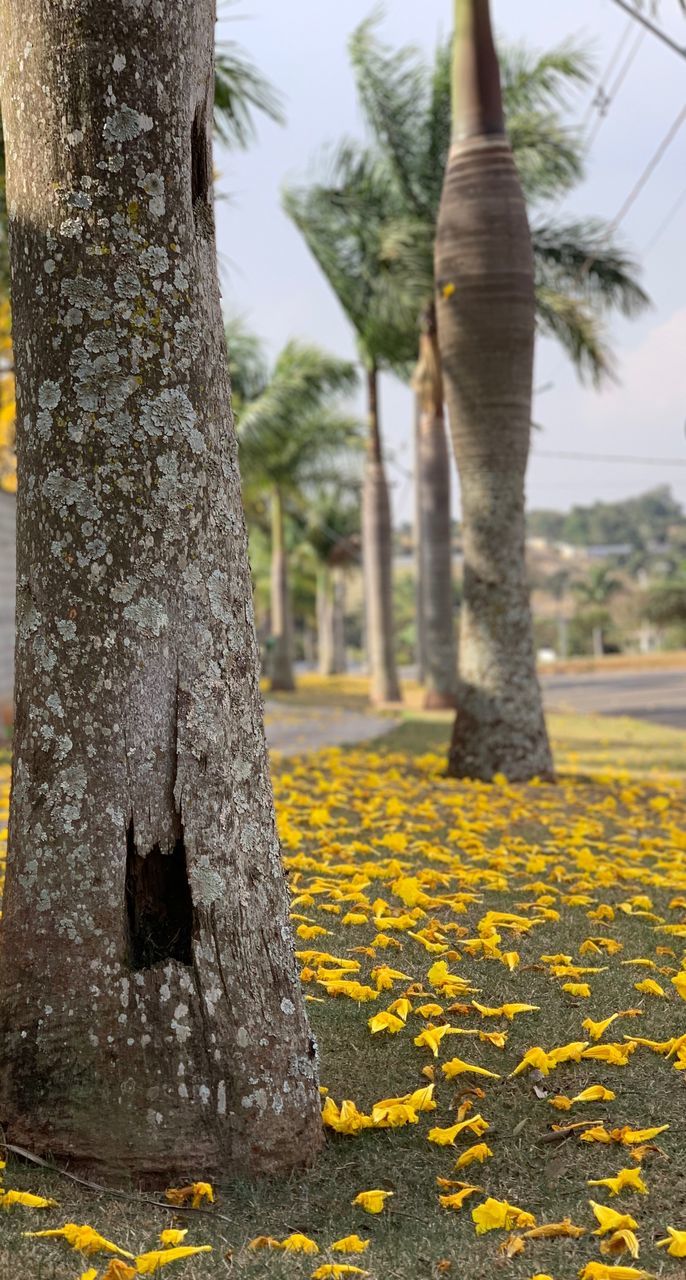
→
(316, 565, 335, 676)
(413, 392, 427, 683)
(332, 566, 347, 673)
(0, 0, 321, 1179)
(362, 364, 401, 704)
(435, 0, 553, 780)
(414, 304, 458, 709)
(270, 486, 295, 691)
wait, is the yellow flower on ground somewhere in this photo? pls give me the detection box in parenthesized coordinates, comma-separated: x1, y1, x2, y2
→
(588, 1169, 648, 1196)
(573, 1085, 616, 1104)
(101, 1263, 136, 1280)
(428, 1115, 489, 1145)
(158, 1230, 187, 1246)
(135, 1246, 213, 1273)
(441, 1056, 500, 1080)
(164, 1182, 214, 1209)
(23, 1225, 134, 1258)
(657, 1226, 686, 1256)
(368, 1010, 405, 1035)
(330, 1236, 369, 1253)
(562, 982, 591, 998)
(633, 978, 665, 997)
(589, 1202, 638, 1235)
(311, 1267, 369, 1280)
(351, 1189, 393, 1214)
(248, 1236, 283, 1250)
(523, 1219, 585, 1239)
(454, 1142, 493, 1169)
(281, 1234, 319, 1253)
(0, 1190, 58, 1210)
(438, 1185, 481, 1210)
(579, 1265, 652, 1280)
(472, 1197, 536, 1234)
(600, 1229, 640, 1258)
(413, 1023, 459, 1057)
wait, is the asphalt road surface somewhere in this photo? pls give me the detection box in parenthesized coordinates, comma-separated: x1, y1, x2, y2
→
(542, 667, 686, 731)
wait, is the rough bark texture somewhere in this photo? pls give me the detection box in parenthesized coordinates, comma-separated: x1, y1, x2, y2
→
(0, 0, 322, 1180)
(269, 487, 295, 692)
(362, 366, 401, 705)
(413, 308, 458, 710)
(435, 0, 553, 781)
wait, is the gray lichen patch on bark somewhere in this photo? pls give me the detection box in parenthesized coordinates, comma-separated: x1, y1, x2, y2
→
(0, 0, 322, 1179)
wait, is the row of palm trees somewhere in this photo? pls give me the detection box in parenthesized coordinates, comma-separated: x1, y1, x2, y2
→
(231, 3, 649, 779)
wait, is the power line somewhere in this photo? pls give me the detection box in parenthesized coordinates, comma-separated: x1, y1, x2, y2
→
(581, 17, 634, 132)
(643, 178, 686, 252)
(532, 448, 686, 468)
(585, 26, 646, 148)
(607, 0, 686, 62)
(608, 102, 686, 232)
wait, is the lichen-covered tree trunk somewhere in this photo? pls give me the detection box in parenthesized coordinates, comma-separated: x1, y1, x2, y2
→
(413, 394, 427, 684)
(270, 487, 295, 691)
(435, 0, 553, 781)
(0, 0, 321, 1180)
(362, 365, 401, 705)
(414, 308, 457, 710)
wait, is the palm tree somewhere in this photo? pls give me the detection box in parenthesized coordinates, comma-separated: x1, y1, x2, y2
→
(348, 12, 649, 725)
(236, 340, 359, 691)
(305, 482, 361, 676)
(433, 1, 649, 779)
(573, 565, 623, 656)
(283, 151, 417, 705)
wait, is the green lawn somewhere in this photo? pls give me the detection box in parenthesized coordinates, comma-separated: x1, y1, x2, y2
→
(2, 711, 686, 1280)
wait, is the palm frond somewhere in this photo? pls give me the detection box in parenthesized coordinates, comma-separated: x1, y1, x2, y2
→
(224, 314, 269, 415)
(533, 219, 650, 317)
(535, 286, 613, 386)
(214, 40, 285, 150)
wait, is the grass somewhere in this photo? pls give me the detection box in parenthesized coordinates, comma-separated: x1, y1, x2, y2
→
(2, 711, 686, 1280)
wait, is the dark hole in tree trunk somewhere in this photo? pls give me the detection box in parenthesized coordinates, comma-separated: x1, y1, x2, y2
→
(191, 104, 210, 206)
(125, 819, 193, 969)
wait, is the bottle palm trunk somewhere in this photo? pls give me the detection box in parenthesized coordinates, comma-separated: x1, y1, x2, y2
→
(270, 486, 295, 691)
(362, 365, 401, 704)
(435, 0, 553, 780)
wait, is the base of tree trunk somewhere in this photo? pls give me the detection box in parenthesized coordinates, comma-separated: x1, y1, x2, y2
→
(448, 701, 555, 783)
(422, 688, 458, 711)
(270, 676, 296, 693)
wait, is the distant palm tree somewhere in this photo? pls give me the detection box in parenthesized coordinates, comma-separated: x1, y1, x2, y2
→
(236, 339, 359, 691)
(283, 151, 418, 705)
(348, 11, 648, 720)
(573, 565, 622, 656)
(305, 482, 361, 676)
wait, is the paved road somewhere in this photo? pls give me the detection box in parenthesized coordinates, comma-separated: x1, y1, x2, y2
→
(264, 701, 399, 756)
(542, 668, 686, 730)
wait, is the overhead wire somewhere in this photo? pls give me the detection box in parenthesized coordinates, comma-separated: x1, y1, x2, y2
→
(607, 0, 686, 62)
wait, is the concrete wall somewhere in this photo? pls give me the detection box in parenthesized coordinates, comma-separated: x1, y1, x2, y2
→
(0, 491, 15, 709)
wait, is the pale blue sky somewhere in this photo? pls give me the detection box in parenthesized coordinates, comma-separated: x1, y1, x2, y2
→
(215, 1, 686, 521)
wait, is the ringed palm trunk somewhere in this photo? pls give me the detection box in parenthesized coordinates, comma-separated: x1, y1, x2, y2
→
(0, 0, 321, 1178)
(316, 564, 347, 676)
(414, 304, 458, 709)
(435, 0, 553, 781)
(331, 565, 347, 673)
(362, 365, 401, 704)
(270, 486, 295, 691)
(316, 565, 335, 675)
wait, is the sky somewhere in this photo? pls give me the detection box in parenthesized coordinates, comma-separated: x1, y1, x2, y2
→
(214, 0, 686, 523)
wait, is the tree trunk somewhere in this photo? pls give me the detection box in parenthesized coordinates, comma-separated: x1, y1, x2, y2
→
(0, 0, 321, 1181)
(413, 393, 427, 683)
(269, 487, 295, 691)
(413, 305, 458, 709)
(316, 566, 334, 676)
(592, 625, 604, 658)
(435, 0, 553, 781)
(331, 566, 347, 674)
(362, 365, 401, 704)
